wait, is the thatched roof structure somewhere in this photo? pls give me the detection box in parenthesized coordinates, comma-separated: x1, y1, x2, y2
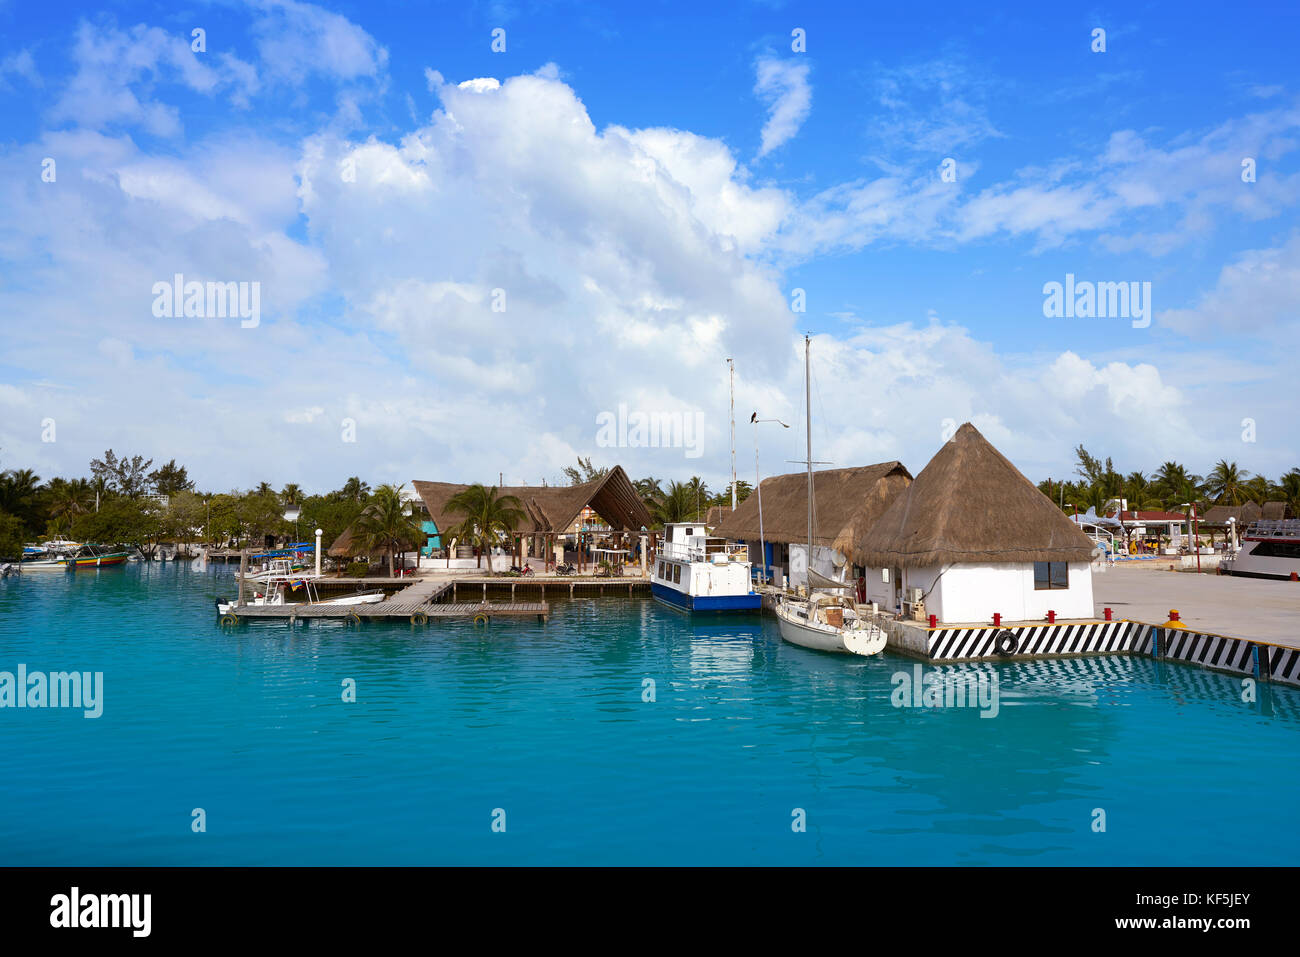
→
(412, 465, 652, 538)
(329, 466, 652, 557)
(711, 462, 912, 562)
(327, 524, 359, 558)
(857, 423, 1096, 568)
(1201, 501, 1288, 526)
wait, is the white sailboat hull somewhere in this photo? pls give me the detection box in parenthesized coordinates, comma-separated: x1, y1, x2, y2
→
(774, 599, 888, 657)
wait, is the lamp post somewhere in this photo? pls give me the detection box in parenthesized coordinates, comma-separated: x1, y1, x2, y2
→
(315, 527, 323, 576)
(1180, 503, 1200, 573)
(751, 412, 790, 585)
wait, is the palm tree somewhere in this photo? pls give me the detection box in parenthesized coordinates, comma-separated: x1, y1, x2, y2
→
(1278, 469, 1300, 517)
(46, 478, 92, 533)
(351, 484, 423, 576)
(443, 484, 526, 575)
(1242, 474, 1273, 506)
(1205, 460, 1250, 505)
(1153, 461, 1203, 510)
(651, 481, 695, 526)
(280, 483, 303, 507)
(1122, 471, 1159, 511)
(0, 468, 41, 528)
(340, 476, 370, 503)
(685, 476, 710, 520)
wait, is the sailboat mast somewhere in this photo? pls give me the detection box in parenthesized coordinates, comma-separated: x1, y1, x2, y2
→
(805, 335, 812, 583)
(728, 358, 737, 511)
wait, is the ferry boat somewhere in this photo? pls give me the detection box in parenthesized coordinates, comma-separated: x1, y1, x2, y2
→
(1221, 520, 1300, 580)
(651, 522, 761, 612)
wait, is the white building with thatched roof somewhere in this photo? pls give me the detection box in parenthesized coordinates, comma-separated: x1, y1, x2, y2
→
(858, 424, 1097, 624)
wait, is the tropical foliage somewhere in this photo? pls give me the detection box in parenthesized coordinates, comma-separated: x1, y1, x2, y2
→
(1037, 446, 1298, 516)
(443, 484, 526, 574)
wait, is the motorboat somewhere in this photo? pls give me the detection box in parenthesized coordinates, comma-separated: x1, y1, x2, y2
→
(216, 559, 386, 615)
(1221, 520, 1300, 581)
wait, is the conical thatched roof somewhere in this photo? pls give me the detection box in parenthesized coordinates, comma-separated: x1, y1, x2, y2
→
(712, 462, 912, 563)
(857, 423, 1095, 568)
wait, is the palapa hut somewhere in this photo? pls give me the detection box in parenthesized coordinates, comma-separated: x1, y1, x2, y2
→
(331, 466, 652, 572)
(410, 465, 652, 571)
(712, 463, 913, 586)
(858, 423, 1097, 623)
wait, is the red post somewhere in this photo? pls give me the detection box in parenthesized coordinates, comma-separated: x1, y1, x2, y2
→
(1169, 609, 1181, 622)
(1104, 607, 1113, 621)
(1047, 610, 1056, 624)
(928, 614, 937, 628)
(993, 613, 1001, 627)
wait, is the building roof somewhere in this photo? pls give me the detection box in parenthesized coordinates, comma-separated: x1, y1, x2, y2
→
(412, 465, 652, 538)
(1115, 510, 1187, 522)
(711, 462, 913, 563)
(330, 466, 652, 556)
(1201, 501, 1289, 525)
(857, 423, 1097, 568)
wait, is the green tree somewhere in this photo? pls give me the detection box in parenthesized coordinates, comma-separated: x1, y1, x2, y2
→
(444, 484, 526, 574)
(339, 476, 370, 503)
(1205, 460, 1251, 505)
(0, 468, 42, 532)
(350, 484, 425, 575)
(562, 457, 608, 486)
(149, 460, 194, 496)
(72, 497, 162, 547)
(0, 510, 24, 560)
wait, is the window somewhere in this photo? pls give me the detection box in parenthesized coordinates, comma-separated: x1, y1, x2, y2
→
(881, 568, 890, 583)
(657, 561, 664, 578)
(1034, 561, 1070, 590)
(1255, 541, 1300, 559)
(673, 563, 681, 584)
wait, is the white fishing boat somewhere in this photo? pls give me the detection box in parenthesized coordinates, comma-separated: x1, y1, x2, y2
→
(19, 539, 82, 571)
(773, 335, 888, 658)
(216, 559, 386, 615)
(1221, 520, 1300, 581)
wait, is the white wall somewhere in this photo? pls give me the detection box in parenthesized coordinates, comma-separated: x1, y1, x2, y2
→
(862, 562, 1094, 623)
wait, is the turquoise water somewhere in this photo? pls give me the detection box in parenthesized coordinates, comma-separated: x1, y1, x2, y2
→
(1, 564, 1297, 865)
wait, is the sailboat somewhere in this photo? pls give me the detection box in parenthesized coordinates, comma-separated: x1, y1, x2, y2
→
(773, 335, 888, 657)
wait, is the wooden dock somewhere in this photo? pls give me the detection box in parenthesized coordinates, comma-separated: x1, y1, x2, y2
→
(219, 577, 548, 624)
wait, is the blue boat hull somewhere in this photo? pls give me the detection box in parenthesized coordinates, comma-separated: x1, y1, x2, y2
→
(651, 582, 761, 613)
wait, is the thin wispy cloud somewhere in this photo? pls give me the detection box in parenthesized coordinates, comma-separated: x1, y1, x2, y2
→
(754, 55, 811, 158)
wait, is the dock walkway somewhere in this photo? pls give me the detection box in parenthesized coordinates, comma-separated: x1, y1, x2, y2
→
(221, 577, 548, 623)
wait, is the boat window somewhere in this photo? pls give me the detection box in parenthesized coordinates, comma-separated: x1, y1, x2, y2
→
(1033, 561, 1070, 590)
(673, 563, 681, 584)
(1253, 541, 1300, 559)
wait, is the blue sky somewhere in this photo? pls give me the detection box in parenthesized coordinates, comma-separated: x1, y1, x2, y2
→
(1, 0, 1297, 493)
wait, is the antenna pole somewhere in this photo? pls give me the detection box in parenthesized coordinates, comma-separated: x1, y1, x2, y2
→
(805, 335, 812, 586)
(728, 358, 737, 511)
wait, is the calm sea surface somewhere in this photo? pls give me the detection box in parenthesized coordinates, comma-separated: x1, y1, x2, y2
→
(1, 564, 1296, 865)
